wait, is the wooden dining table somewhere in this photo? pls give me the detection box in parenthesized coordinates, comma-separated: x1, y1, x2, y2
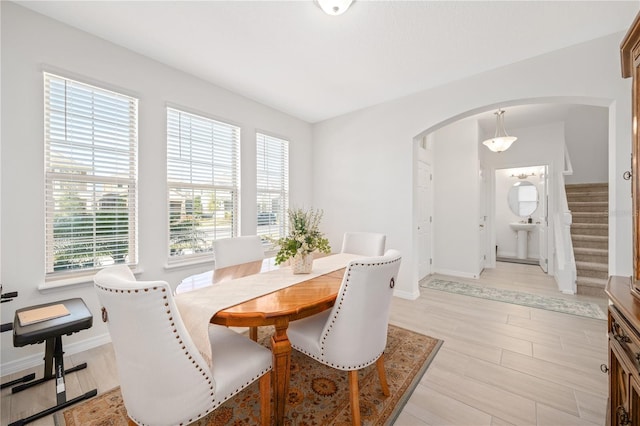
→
(175, 255, 349, 426)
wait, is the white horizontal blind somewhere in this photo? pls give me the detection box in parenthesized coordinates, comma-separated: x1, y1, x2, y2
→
(256, 133, 289, 241)
(167, 108, 240, 259)
(44, 73, 138, 275)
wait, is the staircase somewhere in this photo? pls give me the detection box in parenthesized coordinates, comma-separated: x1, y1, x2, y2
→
(565, 183, 609, 296)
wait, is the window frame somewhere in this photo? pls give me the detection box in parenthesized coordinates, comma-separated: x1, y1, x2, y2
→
(256, 132, 289, 246)
(43, 72, 139, 280)
(166, 106, 241, 264)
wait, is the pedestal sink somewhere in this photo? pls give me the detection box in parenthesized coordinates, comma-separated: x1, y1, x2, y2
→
(510, 222, 537, 259)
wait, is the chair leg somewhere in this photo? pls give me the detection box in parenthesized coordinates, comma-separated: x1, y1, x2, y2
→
(376, 354, 390, 396)
(348, 370, 361, 425)
(259, 370, 271, 426)
(250, 326, 258, 341)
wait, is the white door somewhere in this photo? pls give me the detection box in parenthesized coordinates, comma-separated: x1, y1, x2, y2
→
(538, 166, 549, 272)
(417, 161, 432, 280)
(478, 167, 487, 273)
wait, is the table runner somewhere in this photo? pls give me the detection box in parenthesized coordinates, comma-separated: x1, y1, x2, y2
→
(175, 253, 362, 367)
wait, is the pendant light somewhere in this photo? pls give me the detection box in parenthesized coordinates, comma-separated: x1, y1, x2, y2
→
(317, 0, 354, 15)
(482, 109, 517, 153)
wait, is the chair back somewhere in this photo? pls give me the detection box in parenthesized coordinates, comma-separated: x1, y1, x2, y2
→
(340, 232, 386, 256)
(320, 249, 401, 369)
(94, 265, 215, 425)
(213, 235, 264, 269)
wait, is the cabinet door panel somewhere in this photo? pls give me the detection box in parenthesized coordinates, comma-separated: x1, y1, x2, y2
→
(611, 342, 631, 425)
(631, 376, 640, 425)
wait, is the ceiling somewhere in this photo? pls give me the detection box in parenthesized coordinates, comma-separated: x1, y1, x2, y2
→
(15, 1, 640, 124)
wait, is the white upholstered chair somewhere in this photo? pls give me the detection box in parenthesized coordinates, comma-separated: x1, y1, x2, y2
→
(94, 265, 272, 426)
(212, 235, 264, 269)
(212, 235, 265, 340)
(287, 250, 402, 425)
(340, 232, 386, 256)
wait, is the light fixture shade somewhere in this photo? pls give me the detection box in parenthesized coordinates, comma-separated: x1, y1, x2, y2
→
(482, 109, 517, 153)
(483, 136, 517, 153)
(317, 0, 354, 15)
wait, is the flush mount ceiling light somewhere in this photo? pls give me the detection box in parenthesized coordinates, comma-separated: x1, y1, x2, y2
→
(316, 0, 354, 15)
(482, 109, 517, 153)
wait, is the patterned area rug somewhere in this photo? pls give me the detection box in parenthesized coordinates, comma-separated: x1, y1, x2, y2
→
(422, 278, 606, 320)
(57, 325, 441, 426)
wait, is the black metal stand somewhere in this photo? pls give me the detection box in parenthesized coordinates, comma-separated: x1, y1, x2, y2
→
(7, 335, 97, 426)
(0, 373, 36, 391)
(8, 298, 97, 425)
(8, 390, 98, 426)
(0, 289, 31, 390)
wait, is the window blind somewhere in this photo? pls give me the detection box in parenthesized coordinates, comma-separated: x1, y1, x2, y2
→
(167, 108, 240, 259)
(44, 73, 138, 275)
(256, 133, 289, 241)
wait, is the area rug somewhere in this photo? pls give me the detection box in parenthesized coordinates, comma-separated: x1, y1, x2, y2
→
(57, 324, 442, 426)
(422, 278, 607, 320)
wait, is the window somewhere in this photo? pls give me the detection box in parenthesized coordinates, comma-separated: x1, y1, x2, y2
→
(167, 108, 240, 260)
(44, 73, 138, 275)
(256, 133, 289, 242)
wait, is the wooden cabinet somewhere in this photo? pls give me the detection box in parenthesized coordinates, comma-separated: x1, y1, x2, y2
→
(606, 279, 640, 425)
(603, 8, 640, 426)
(620, 10, 640, 294)
(606, 11, 640, 426)
(607, 290, 640, 426)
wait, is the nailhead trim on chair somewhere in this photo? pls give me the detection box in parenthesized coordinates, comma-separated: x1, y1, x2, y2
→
(291, 256, 401, 371)
(95, 284, 216, 426)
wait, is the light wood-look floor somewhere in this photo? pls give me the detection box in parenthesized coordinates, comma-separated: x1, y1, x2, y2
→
(1, 262, 608, 425)
(393, 262, 608, 426)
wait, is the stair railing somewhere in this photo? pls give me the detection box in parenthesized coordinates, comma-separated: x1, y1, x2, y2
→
(554, 150, 577, 294)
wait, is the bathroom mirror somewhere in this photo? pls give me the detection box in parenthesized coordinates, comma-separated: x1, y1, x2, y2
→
(508, 181, 538, 217)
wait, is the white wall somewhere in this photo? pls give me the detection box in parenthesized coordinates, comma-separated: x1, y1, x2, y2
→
(432, 119, 480, 278)
(312, 33, 632, 299)
(565, 105, 609, 184)
(0, 3, 313, 371)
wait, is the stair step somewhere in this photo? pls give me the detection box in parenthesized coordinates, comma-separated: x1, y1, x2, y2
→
(572, 235, 608, 247)
(576, 276, 608, 297)
(571, 223, 608, 229)
(575, 260, 608, 271)
(570, 223, 608, 237)
(567, 189, 608, 193)
(565, 183, 608, 191)
(572, 234, 608, 242)
(574, 247, 608, 255)
(572, 239, 608, 250)
(575, 260, 609, 280)
(571, 212, 608, 224)
(577, 276, 608, 286)
(577, 269, 609, 280)
(574, 247, 608, 263)
(567, 193, 608, 203)
(568, 202, 608, 213)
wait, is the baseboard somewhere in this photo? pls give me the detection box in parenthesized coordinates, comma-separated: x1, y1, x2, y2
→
(497, 256, 540, 266)
(394, 287, 420, 300)
(1, 333, 112, 377)
(433, 268, 480, 279)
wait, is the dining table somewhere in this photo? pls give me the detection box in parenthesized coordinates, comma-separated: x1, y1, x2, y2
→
(174, 252, 361, 426)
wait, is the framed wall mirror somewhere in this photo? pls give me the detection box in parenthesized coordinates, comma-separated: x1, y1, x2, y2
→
(507, 181, 538, 217)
